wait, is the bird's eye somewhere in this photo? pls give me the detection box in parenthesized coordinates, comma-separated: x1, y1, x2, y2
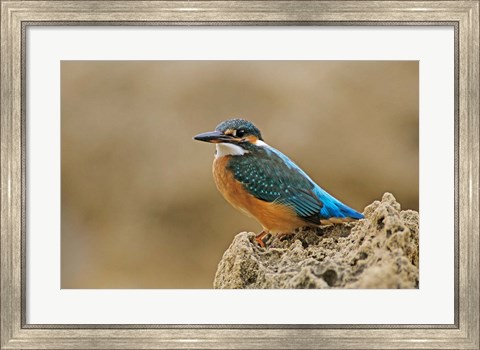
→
(236, 129, 245, 138)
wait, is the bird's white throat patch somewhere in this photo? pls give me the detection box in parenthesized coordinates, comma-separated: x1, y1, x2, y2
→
(254, 140, 269, 147)
(215, 143, 248, 158)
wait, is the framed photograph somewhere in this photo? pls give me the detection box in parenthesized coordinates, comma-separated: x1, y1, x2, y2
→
(1, 1, 478, 349)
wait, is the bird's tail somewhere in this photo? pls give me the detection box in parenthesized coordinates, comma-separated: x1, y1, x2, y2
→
(314, 186, 364, 220)
(338, 204, 364, 219)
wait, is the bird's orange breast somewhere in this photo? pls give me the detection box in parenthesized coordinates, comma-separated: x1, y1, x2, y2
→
(213, 156, 305, 233)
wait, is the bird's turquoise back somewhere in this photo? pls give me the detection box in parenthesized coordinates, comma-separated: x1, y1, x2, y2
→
(227, 145, 363, 224)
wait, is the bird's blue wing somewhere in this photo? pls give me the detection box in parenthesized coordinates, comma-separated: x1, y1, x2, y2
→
(268, 146, 364, 220)
(227, 151, 323, 221)
(227, 146, 363, 223)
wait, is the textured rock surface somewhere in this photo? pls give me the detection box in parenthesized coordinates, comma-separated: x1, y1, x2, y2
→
(214, 193, 418, 289)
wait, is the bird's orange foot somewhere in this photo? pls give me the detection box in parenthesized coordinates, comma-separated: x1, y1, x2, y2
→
(255, 230, 268, 248)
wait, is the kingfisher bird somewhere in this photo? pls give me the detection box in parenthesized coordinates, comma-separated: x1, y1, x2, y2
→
(193, 118, 364, 247)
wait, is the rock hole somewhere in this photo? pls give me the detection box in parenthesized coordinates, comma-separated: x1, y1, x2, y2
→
(299, 237, 308, 249)
(377, 216, 385, 230)
(279, 233, 294, 242)
(246, 275, 257, 286)
(322, 269, 338, 287)
(314, 227, 325, 236)
(351, 252, 368, 266)
(386, 229, 392, 238)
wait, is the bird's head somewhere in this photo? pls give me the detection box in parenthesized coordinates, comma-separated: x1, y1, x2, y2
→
(194, 119, 265, 157)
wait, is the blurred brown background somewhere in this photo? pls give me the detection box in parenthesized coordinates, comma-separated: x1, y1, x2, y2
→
(61, 61, 418, 289)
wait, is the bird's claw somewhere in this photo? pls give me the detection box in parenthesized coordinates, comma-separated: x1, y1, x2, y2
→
(255, 230, 268, 248)
(255, 236, 266, 248)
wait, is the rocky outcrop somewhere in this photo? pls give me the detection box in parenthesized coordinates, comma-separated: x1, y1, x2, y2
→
(214, 193, 418, 289)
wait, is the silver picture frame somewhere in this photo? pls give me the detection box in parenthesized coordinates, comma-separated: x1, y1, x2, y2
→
(1, 1, 478, 349)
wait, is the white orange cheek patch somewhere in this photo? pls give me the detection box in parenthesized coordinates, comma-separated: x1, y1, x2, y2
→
(245, 135, 258, 144)
(254, 139, 269, 147)
(215, 143, 248, 158)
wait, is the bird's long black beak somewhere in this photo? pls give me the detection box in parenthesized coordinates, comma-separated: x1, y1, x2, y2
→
(193, 130, 235, 143)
